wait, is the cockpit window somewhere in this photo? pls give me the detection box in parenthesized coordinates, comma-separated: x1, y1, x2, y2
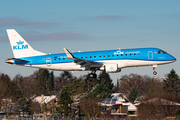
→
(158, 50, 166, 54)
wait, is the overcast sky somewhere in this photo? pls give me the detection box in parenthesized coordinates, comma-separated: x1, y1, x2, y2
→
(0, 0, 179, 83)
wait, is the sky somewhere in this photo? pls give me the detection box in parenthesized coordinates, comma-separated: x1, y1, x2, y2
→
(0, 0, 180, 83)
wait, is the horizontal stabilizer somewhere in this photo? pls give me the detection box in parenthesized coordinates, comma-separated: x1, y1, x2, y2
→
(7, 58, 30, 62)
(6, 58, 30, 64)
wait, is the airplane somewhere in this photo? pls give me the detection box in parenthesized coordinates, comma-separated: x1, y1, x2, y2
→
(6, 29, 176, 78)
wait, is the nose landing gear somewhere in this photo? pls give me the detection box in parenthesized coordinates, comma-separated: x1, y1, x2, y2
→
(153, 67, 157, 75)
(153, 70, 157, 75)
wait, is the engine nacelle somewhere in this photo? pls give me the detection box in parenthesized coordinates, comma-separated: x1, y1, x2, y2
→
(100, 64, 121, 73)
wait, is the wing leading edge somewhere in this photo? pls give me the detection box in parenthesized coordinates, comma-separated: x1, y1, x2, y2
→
(63, 47, 103, 68)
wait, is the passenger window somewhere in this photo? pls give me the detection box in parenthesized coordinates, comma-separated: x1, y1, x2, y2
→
(130, 54, 132, 56)
(125, 54, 127, 56)
(134, 53, 136, 55)
(139, 53, 140, 55)
(81, 57, 83, 59)
(104, 55, 106, 57)
(121, 54, 123, 56)
(117, 54, 119, 56)
(108, 55, 110, 57)
(54, 57, 56, 60)
(94, 56, 96, 58)
(85, 56, 87, 58)
(63, 58, 65, 60)
(59, 58, 61, 60)
(90, 56, 92, 58)
(99, 55, 101, 57)
(112, 55, 114, 57)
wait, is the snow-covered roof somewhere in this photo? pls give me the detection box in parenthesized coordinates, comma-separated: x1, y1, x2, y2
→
(137, 98, 180, 106)
(101, 93, 137, 111)
(33, 95, 56, 104)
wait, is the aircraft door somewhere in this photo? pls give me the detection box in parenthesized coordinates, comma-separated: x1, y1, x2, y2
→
(148, 51, 153, 60)
(46, 57, 51, 66)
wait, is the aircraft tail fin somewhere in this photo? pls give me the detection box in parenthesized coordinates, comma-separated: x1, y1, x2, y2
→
(6, 29, 46, 58)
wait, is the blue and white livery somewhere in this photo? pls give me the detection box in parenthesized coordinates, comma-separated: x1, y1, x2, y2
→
(6, 29, 176, 78)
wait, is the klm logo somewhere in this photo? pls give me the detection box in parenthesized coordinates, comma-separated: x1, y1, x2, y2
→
(13, 40, 28, 50)
(114, 50, 124, 55)
(110, 67, 114, 70)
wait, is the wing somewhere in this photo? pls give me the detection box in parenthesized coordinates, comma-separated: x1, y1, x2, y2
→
(63, 47, 103, 68)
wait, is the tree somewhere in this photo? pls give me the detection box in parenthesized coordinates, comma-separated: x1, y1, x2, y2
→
(47, 71, 54, 93)
(30, 102, 41, 114)
(80, 97, 103, 120)
(17, 97, 32, 116)
(113, 79, 119, 93)
(119, 74, 163, 97)
(54, 77, 68, 94)
(163, 69, 180, 98)
(0, 73, 11, 98)
(127, 86, 138, 104)
(60, 71, 72, 80)
(83, 73, 99, 92)
(91, 82, 112, 99)
(98, 71, 113, 91)
(35, 69, 49, 94)
(119, 74, 144, 95)
(138, 93, 178, 118)
(57, 85, 73, 116)
(143, 75, 163, 95)
(35, 69, 54, 95)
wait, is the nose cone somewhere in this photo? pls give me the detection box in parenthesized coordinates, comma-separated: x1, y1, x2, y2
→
(170, 55, 176, 62)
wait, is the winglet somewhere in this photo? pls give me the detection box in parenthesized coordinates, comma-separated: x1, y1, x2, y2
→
(63, 47, 75, 59)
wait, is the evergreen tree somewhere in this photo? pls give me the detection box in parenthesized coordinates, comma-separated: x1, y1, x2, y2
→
(17, 97, 32, 116)
(113, 79, 119, 93)
(35, 69, 54, 95)
(47, 71, 54, 93)
(98, 71, 114, 91)
(127, 86, 138, 104)
(163, 69, 180, 98)
(92, 82, 112, 99)
(57, 85, 72, 116)
(60, 71, 72, 80)
(83, 73, 99, 92)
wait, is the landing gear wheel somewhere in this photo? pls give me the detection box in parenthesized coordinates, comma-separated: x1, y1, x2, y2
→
(153, 71, 157, 75)
(89, 73, 97, 78)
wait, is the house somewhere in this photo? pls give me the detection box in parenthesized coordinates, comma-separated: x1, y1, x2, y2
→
(32, 95, 57, 115)
(136, 97, 180, 106)
(101, 93, 137, 118)
(135, 97, 180, 118)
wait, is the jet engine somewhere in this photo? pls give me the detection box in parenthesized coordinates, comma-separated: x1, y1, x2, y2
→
(100, 64, 121, 73)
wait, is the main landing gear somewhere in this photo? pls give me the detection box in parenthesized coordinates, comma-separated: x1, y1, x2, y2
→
(89, 69, 97, 78)
(153, 67, 157, 75)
